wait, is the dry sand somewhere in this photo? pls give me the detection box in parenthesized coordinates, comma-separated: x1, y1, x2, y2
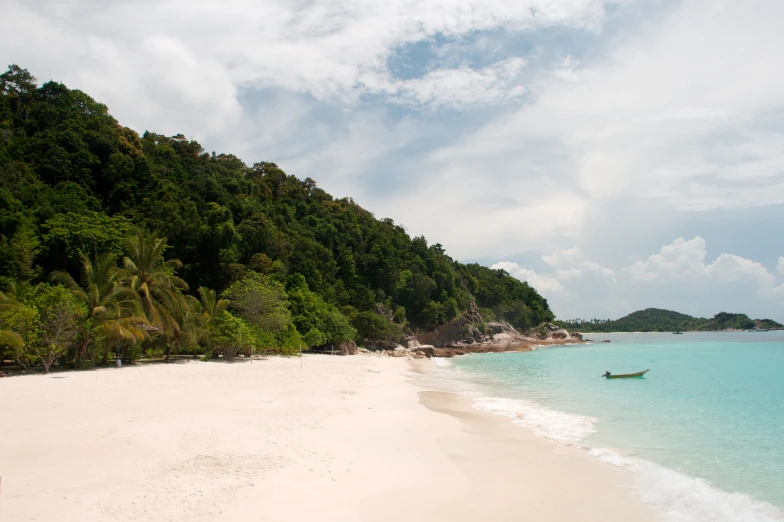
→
(0, 355, 661, 521)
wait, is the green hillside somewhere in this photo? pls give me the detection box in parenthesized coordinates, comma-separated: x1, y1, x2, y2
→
(560, 309, 781, 333)
(0, 65, 553, 371)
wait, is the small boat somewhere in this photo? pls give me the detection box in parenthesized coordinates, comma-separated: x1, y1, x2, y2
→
(673, 331, 684, 334)
(602, 369, 649, 379)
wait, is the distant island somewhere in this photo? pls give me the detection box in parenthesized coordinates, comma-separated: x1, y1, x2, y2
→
(557, 309, 783, 333)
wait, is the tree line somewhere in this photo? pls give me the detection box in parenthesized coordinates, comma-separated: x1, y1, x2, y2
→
(1, 228, 354, 371)
(0, 65, 554, 372)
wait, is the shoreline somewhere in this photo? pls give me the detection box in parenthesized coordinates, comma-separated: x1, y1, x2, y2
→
(414, 388, 660, 521)
(576, 330, 782, 334)
(431, 343, 784, 522)
(0, 354, 658, 521)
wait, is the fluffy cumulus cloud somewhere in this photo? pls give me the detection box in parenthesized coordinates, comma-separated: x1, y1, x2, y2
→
(497, 237, 784, 321)
(492, 261, 566, 295)
(627, 237, 777, 288)
(493, 247, 615, 310)
(626, 237, 709, 282)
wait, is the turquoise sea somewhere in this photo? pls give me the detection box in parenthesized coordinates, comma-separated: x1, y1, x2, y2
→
(433, 332, 784, 522)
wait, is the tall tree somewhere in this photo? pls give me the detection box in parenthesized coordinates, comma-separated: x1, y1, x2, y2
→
(29, 284, 87, 373)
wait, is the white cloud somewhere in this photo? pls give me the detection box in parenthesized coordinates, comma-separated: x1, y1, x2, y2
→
(627, 236, 777, 288)
(539, 247, 615, 281)
(778, 257, 784, 276)
(491, 262, 566, 295)
(387, 58, 528, 108)
(492, 247, 614, 300)
(557, 260, 615, 281)
(498, 237, 784, 321)
(705, 254, 775, 287)
(0, 0, 615, 136)
(542, 247, 584, 267)
(375, 0, 784, 259)
(376, 184, 589, 260)
(626, 237, 707, 282)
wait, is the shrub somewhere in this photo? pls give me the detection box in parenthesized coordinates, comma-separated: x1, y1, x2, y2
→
(210, 311, 257, 360)
(478, 307, 495, 322)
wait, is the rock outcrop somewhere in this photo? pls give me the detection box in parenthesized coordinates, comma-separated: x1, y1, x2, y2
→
(339, 340, 358, 355)
(357, 303, 585, 358)
(414, 310, 586, 357)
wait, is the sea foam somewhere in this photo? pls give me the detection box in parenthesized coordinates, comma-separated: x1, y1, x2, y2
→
(591, 448, 784, 522)
(472, 395, 784, 522)
(473, 396, 597, 444)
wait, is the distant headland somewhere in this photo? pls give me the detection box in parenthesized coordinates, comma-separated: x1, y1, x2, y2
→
(557, 308, 782, 333)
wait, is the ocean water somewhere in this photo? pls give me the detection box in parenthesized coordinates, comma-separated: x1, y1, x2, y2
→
(433, 332, 784, 522)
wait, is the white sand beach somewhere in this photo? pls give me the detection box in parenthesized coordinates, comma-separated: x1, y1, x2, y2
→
(0, 356, 660, 521)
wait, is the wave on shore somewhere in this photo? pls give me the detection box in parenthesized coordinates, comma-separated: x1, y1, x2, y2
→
(473, 397, 596, 444)
(471, 394, 784, 522)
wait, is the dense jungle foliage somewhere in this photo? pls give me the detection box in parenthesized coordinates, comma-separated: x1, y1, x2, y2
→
(0, 65, 553, 371)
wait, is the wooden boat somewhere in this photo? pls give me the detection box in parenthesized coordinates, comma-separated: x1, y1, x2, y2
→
(602, 369, 649, 379)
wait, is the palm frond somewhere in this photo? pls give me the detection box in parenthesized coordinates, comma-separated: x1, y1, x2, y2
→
(0, 329, 23, 349)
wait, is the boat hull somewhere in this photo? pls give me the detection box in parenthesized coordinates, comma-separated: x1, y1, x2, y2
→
(605, 369, 649, 379)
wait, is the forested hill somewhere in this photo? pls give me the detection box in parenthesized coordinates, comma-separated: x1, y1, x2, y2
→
(0, 65, 552, 348)
(559, 309, 782, 333)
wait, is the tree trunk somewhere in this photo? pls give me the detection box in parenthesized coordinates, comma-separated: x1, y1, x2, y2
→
(15, 348, 33, 373)
(101, 343, 111, 366)
(78, 332, 91, 367)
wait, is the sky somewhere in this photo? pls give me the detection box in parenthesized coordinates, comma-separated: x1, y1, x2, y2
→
(3, 0, 784, 321)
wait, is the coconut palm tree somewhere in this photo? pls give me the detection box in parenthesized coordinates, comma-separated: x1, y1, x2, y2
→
(53, 252, 149, 365)
(188, 286, 231, 359)
(197, 286, 230, 322)
(166, 287, 230, 360)
(121, 229, 188, 360)
(167, 295, 206, 359)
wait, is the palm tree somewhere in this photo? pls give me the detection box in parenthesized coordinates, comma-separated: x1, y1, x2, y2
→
(190, 286, 230, 359)
(197, 286, 230, 322)
(53, 252, 149, 365)
(167, 295, 206, 359)
(121, 229, 188, 360)
(2, 280, 39, 302)
(0, 329, 23, 349)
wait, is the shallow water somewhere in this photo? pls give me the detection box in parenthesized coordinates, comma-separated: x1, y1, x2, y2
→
(437, 332, 784, 521)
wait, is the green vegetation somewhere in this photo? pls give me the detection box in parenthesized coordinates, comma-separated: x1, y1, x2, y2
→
(561, 309, 782, 333)
(0, 65, 553, 372)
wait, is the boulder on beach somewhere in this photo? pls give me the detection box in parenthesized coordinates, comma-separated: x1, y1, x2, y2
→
(340, 340, 358, 355)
